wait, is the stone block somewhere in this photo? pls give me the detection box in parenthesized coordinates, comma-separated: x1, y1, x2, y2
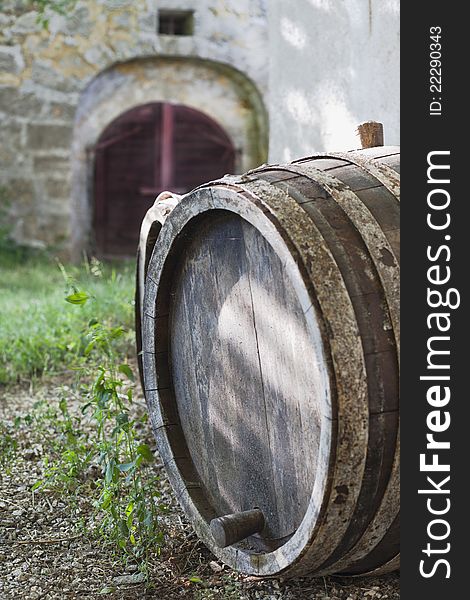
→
(0, 86, 44, 117)
(44, 177, 70, 199)
(33, 155, 70, 172)
(0, 45, 24, 74)
(64, 6, 93, 37)
(27, 123, 72, 150)
(37, 213, 70, 245)
(31, 61, 81, 93)
(0, 14, 13, 29)
(48, 101, 76, 121)
(39, 197, 70, 216)
(3, 178, 35, 212)
(83, 45, 115, 70)
(110, 10, 132, 29)
(0, 121, 23, 167)
(103, 0, 133, 8)
(10, 11, 40, 35)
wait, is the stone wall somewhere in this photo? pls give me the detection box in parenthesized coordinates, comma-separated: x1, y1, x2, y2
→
(0, 0, 268, 253)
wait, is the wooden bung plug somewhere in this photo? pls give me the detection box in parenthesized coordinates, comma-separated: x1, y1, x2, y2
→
(357, 121, 384, 148)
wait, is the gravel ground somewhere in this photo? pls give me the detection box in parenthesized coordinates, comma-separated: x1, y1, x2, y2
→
(0, 378, 400, 599)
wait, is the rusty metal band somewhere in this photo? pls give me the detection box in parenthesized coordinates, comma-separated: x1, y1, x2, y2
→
(292, 150, 400, 202)
(361, 553, 400, 576)
(293, 152, 400, 201)
(316, 429, 400, 574)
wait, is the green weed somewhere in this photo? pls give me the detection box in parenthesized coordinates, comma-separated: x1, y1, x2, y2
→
(21, 268, 166, 568)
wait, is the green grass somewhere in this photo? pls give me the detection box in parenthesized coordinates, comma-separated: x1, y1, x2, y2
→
(0, 252, 136, 385)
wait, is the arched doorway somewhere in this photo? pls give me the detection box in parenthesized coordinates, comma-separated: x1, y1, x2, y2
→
(93, 102, 235, 257)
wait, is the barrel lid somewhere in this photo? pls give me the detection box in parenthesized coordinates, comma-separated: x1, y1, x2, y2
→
(143, 184, 333, 574)
(169, 209, 324, 542)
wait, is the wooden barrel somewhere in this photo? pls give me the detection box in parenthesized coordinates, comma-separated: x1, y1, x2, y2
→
(140, 146, 400, 577)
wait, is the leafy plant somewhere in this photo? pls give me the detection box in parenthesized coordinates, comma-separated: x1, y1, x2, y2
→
(1, 253, 165, 568)
(85, 357, 164, 560)
(30, 394, 91, 492)
(28, 269, 166, 566)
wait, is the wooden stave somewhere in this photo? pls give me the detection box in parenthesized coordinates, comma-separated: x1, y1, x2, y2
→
(141, 148, 400, 577)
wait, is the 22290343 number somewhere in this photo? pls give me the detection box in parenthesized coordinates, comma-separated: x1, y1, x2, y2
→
(429, 27, 442, 115)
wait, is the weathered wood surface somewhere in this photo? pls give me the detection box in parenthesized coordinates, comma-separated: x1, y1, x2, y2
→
(139, 147, 400, 578)
(357, 121, 384, 149)
(211, 509, 266, 548)
(170, 212, 323, 543)
(135, 193, 180, 391)
(94, 102, 235, 257)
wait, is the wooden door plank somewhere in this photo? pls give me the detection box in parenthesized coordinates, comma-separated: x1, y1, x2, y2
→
(160, 103, 174, 190)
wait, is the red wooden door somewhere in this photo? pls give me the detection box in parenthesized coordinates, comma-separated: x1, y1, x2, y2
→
(93, 102, 235, 257)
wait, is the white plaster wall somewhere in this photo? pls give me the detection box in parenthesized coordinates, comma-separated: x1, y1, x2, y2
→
(267, 0, 400, 162)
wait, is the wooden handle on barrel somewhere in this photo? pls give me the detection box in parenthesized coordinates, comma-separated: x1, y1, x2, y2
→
(210, 509, 265, 548)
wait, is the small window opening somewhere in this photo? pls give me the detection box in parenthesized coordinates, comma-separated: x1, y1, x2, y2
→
(158, 10, 194, 36)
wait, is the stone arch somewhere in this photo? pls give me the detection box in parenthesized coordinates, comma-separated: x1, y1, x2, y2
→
(70, 56, 268, 259)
